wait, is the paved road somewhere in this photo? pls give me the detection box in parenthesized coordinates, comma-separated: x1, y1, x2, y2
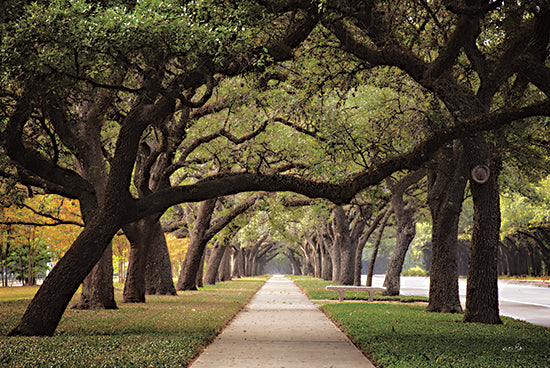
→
(365, 275, 550, 327)
(191, 275, 375, 368)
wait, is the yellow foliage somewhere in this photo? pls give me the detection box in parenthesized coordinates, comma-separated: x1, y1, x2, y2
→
(165, 234, 190, 263)
(1, 195, 83, 262)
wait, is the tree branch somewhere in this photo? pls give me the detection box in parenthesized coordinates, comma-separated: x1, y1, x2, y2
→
(130, 100, 550, 222)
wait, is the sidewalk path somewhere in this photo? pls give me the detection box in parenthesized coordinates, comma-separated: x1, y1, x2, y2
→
(190, 275, 375, 368)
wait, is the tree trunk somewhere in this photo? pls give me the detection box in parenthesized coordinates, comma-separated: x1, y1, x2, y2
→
(332, 206, 355, 285)
(72, 243, 117, 309)
(426, 143, 468, 313)
(354, 207, 388, 286)
(316, 226, 333, 281)
(122, 219, 151, 303)
(300, 239, 315, 276)
(9, 214, 120, 336)
(244, 235, 267, 277)
(383, 169, 425, 296)
(72, 197, 117, 310)
(145, 219, 177, 295)
(366, 208, 392, 286)
(176, 198, 217, 291)
(122, 215, 177, 301)
(72, 112, 117, 310)
(232, 245, 244, 278)
(195, 249, 205, 288)
(383, 216, 416, 295)
(463, 140, 502, 324)
(204, 240, 225, 285)
(218, 244, 232, 282)
(284, 249, 302, 276)
(321, 242, 332, 281)
(313, 241, 323, 278)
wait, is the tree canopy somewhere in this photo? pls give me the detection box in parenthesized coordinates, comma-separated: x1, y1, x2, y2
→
(1, 0, 549, 335)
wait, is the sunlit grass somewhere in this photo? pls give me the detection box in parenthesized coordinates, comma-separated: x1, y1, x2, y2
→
(0, 277, 266, 367)
(0, 285, 40, 302)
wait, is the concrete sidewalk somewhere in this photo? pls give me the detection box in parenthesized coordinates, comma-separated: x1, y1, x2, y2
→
(190, 275, 375, 368)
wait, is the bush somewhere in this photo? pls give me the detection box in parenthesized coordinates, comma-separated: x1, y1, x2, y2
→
(402, 266, 429, 276)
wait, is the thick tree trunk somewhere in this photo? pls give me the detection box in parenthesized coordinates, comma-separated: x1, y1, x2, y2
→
(244, 235, 267, 277)
(232, 245, 245, 278)
(9, 214, 120, 336)
(300, 239, 315, 276)
(316, 226, 333, 281)
(70, 196, 117, 309)
(328, 219, 341, 282)
(321, 243, 332, 281)
(332, 206, 355, 285)
(176, 199, 217, 291)
(383, 170, 425, 295)
(284, 249, 302, 276)
(145, 220, 176, 295)
(122, 215, 176, 301)
(218, 245, 232, 282)
(383, 219, 416, 295)
(463, 140, 502, 324)
(204, 240, 225, 285)
(426, 143, 467, 313)
(122, 219, 151, 303)
(72, 243, 117, 309)
(72, 193, 117, 310)
(313, 242, 323, 278)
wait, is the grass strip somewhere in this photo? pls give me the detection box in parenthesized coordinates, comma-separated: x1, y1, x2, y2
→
(0, 276, 267, 368)
(289, 275, 427, 303)
(292, 275, 550, 368)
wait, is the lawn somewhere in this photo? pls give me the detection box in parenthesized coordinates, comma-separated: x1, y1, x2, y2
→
(0, 277, 266, 367)
(291, 276, 550, 368)
(289, 275, 427, 303)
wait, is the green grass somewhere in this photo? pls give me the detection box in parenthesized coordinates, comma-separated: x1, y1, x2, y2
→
(292, 275, 550, 368)
(289, 275, 427, 303)
(0, 277, 266, 367)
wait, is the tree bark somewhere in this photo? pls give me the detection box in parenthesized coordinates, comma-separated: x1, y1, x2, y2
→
(426, 143, 468, 313)
(9, 213, 121, 336)
(218, 244, 232, 282)
(316, 225, 333, 281)
(332, 205, 355, 285)
(72, 243, 117, 309)
(354, 206, 388, 286)
(463, 139, 502, 324)
(144, 219, 177, 295)
(195, 249, 205, 288)
(122, 218, 152, 303)
(204, 240, 225, 285)
(320, 242, 332, 281)
(284, 248, 302, 276)
(176, 199, 217, 291)
(383, 169, 425, 296)
(71, 198, 117, 310)
(244, 235, 268, 276)
(122, 215, 176, 300)
(232, 244, 245, 279)
(366, 208, 393, 286)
